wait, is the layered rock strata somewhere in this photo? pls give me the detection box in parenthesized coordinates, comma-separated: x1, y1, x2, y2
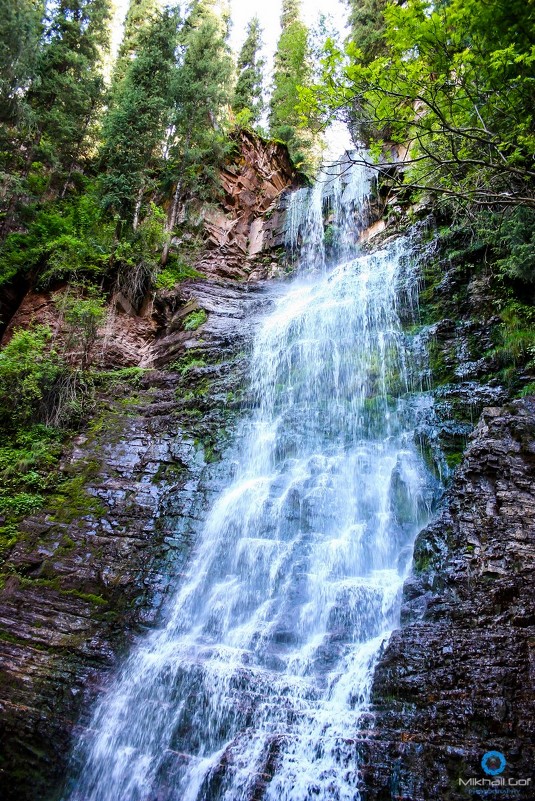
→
(0, 130, 294, 801)
(359, 398, 535, 800)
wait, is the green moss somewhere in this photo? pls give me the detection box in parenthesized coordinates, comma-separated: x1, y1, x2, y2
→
(176, 355, 207, 375)
(413, 551, 432, 573)
(56, 534, 76, 553)
(178, 378, 211, 400)
(193, 435, 221, 464)
(428, 340, 457, 385)
(0, 524, 20, 554)
(16, 574, 61, 590)
(181, 407, 203, 418)
(48, 466, 104, 523)
(0, 628, 49, 651)
(60, 588, 108, 606)
(183, 309, 208, 331)
(151, 462, 186, 483)
(11, 570, 109, 606)
(444, 450, 463, 469)
(488, 302, 535, 377)
(204, 444, 219, 463)
(517, 381, 535, 398)
(94, 367, 146, 389)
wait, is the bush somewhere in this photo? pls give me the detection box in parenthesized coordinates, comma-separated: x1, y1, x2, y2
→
(0, 189, 114, 289)
(0, 326, 60, 431)
(114, 203, 166, 306)
(183, 309, 207, 331)
(155, 259, 205, 289)
(55, 288, 107, 368)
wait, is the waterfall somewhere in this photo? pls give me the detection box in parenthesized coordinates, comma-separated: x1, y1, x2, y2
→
(65, 159, 439, 801)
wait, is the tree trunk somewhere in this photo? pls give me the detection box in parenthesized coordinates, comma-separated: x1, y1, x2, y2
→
(132, 184, 144, 231)
(161, 125, 192, 266)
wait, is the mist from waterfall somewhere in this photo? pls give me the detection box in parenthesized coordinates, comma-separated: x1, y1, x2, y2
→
(64, 154, 440, 801)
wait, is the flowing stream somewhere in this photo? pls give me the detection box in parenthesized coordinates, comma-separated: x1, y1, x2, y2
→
(66, 159, 439, 801)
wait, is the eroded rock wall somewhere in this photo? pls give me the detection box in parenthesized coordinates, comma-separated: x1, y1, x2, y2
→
(0, 131, 293, 801)
(359, 399, 535, 799)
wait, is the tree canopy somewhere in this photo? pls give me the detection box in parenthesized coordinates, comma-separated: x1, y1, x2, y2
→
(99, 7, 180, 226)
(301, 0, 535, 209)
(269, 0, 314, 169)
(233, 16, 265, 127)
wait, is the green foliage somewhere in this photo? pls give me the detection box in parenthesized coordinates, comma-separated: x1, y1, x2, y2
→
(490, 302, 535, 370)
(165, 0, 234, 203)
(100, 8, 180, 224)
(94, 367, 146, 387)
(302, 0, 535, 210)
(155, 260, 205, 289)
(233, 16, 265, 126)
(474, 208, 535, 285)
(269, 0, 315, 169)
(111, 0, 162, 88)
(344, 0, 388, 64)
(0, 188, 114, 288)
(25, 0, 110, 179)
(0, 425, 63, 531)
(175, 354, 207, 375)
(0, 0, 43, 125)
(55, 288, 107, 367)
(48, 471, 104, 522)
(183, 309, 207, 331)
(517, 382, 535, 398)
(0, 327, 60, 431)
(114, 203, 167, 305)
(0, 492, 43, 515)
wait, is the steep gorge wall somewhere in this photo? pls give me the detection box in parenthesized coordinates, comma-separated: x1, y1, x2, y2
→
(0, 133, 296, 801)
(0, 138, 533, 801)
(356, 192, 535, 798)
(360, 399, 535, 800)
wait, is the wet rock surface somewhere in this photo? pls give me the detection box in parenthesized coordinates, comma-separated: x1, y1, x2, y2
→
(0, 130, 296, 801)
(0, 276, 271, 800)
(359, 398, 535, 800)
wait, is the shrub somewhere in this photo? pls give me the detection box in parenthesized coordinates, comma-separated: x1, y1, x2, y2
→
(0, 326, 60, 431)
(183, 309, 207, 331)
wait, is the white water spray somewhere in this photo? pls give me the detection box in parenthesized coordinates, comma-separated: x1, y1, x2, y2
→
(65, 159, 438, 801)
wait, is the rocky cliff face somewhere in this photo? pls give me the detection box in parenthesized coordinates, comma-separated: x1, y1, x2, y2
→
(1, 134, 533, 801)
(0, 132, 293, 801)
(359, 398, 535, 799)
(0, 279, 273, 800)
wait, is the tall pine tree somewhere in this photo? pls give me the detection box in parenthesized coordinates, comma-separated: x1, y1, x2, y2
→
(0, 0, 43, 125)
(99, 6, 180, 228)
(345, 0, 388, 63)
(269, 0, 312, 168)
(26, 0, 111, 182)
(162, 0, 233, 262)
(281, 0, 301, 28)
(232, 16, 265, 127)
(111, 0, 162, 89)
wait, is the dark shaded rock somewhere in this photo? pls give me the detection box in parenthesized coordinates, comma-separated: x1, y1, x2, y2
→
(0, 274, 266, 799)
(151, 278, 271, 369)
(360, 398, 535, 800)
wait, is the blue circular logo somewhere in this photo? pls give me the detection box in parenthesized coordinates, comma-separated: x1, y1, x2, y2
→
(481, 751, 506, 776)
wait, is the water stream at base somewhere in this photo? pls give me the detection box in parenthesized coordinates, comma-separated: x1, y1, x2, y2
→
(66, 157, 440, 801)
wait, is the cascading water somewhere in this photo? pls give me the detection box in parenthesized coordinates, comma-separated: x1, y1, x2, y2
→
(65, 157, 440, 801)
